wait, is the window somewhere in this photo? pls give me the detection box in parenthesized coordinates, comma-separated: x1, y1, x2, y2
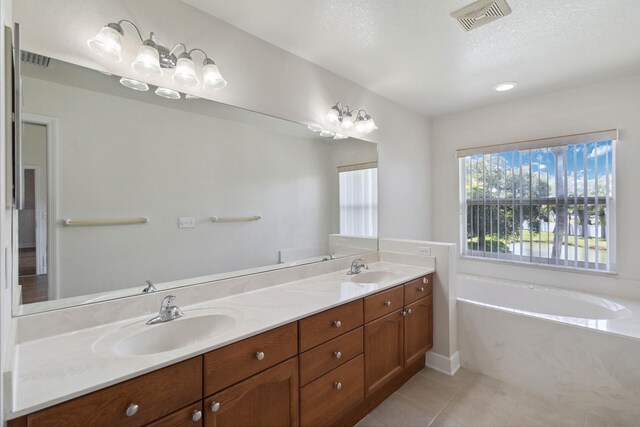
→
(458, 130, 617, 272)
(339, 163, 378, 237)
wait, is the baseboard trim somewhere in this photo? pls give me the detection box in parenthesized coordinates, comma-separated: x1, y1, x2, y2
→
(425, 350, 460, 376)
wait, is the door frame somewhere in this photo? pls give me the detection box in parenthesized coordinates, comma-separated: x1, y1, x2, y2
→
(22, 165, 44, 274)
(21, 113, 58, 300)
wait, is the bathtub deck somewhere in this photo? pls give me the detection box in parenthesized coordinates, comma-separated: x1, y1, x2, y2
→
(356, 367, 636, 427)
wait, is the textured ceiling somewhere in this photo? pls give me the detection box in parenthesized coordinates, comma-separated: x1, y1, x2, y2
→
(183, 0, 640, 117)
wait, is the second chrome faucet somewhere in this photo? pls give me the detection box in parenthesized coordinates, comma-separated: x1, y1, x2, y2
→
(147, 295, 183, 325)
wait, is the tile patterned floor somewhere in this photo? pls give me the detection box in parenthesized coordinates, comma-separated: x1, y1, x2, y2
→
(356, 367, 638, 427)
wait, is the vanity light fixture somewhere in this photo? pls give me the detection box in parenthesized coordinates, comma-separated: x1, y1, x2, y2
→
(324, 103, 378, 134)
(88, 20, 227, 91)
(155, 87, 181, 99)
(119, 77, 149, 91)
(493, 81, 518, 92)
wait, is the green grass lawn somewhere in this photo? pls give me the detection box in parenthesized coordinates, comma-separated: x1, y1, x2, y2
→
(467, 231, 607, 250)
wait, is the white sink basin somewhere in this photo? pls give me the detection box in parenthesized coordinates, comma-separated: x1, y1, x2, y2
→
(113, 314, 235, 357)
(349, 271, 398, 284)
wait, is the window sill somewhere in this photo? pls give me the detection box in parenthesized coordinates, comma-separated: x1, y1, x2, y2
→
(458, 254, 617, 277)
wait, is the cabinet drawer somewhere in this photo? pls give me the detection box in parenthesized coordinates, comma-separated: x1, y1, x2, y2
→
(404, 274, 433, 305)
(299, 299, 363, 352)
(204, 322, 297, 395)
(364, 285, 404, 323)
(300, 354, 364, 427)
(146, 402, 203, 427)
(299, 326, 363, 386)
(27, 357, 202, 427)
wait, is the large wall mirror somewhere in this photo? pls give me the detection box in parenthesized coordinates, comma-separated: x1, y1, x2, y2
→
(14, 52, 378, 315)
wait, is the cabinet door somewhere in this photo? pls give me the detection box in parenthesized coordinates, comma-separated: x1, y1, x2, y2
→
(364, 310, 404, 396)
(203, 357, 298, 427)
(404, 294, 433, 367)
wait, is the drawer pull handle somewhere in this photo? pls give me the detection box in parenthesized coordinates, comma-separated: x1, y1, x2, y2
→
(418, 287, 425, 292)
(333, 320, 342, 328)
(402, 308, 412, 316)
(334, 382, 342, 390)
(125, 403, 139, 417)
(210, 401, 221, 413)
(256, 351, 265, 361)
(384, 300, 392, 307)
(423, 277, 429, 284)
(334, 351, 342, 359)
(192, 410, 202, 422)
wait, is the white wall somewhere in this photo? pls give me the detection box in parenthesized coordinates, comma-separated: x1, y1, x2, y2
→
(22, 74, 364, 299)
(432, 76, 640, 299)
(13, 0, 433, 242)
(18, 123, 46, 249)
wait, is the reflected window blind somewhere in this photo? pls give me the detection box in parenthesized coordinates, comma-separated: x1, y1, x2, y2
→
(458, 130, 617, 272)
(339, 166, 378, 237)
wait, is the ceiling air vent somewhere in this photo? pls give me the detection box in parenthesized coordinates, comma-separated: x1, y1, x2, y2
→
(21, 50, 51, 67)
(451, 0, 511, 31)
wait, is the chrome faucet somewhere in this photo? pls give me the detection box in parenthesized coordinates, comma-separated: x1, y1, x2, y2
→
(142, 280, 157, 293)
(347, 258, 369, 275)
(147, 295, 183, 325)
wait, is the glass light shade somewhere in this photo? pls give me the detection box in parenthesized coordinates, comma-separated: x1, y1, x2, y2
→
(202, 63, 227, 91)
(185, 94, 201, 100)
(87, 26, 123, 62)
(307, 125, 323, 133)
(354, 118, 368, 134)
(319, 130, 336, 138)
(155, 87, 181, 99)
(333, 133, 348, 140)
(172, 57, 199, 88)
(365, 117, 378, 132)
(325, 107, 340, 124)
(132, 44, 163, 77)
(119, 77, 149, 91)
(341, 112, 354, 129)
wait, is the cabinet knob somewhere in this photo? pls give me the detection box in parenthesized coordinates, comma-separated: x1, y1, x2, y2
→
(333, 320, 342, 328)
(125, 403, 139, 417)
(334, 351, 342, 359)
(256, 351, 265, 361)
(384, 300, 392, 307)
(402, 308, 412, 316)
(192, 410, 202, 422)
(210, 401, 221, 413)
(334, 382, 342, 390)
(418, 287, 425, 292)
(423, 277, 429, 284)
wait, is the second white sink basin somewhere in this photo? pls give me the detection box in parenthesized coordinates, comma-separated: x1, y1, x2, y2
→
(113, 314, 235, 357)
(349, 271, 398, 284)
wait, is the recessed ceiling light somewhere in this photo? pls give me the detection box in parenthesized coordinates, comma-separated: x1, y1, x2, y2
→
(494, 82, 518, 92)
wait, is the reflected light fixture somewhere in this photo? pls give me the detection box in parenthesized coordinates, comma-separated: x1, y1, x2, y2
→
(155, 87, 181, 99)
(324, 102, 378, 135)
(88, 19, 227, 94)
(119, 77, 149, 91)
(494, 81, 518, 92)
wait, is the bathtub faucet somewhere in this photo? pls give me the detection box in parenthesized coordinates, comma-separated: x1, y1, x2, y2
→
(348, 258, 369, 275)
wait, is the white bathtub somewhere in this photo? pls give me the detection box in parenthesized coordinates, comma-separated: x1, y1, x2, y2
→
(457, 274, 640, 423)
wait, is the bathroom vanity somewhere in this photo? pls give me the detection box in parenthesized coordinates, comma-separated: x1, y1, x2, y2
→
(7, 270, 433, 427)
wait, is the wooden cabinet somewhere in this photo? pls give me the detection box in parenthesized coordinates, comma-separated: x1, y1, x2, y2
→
(300, 355, 364, 427)
(203, 357, 299, 427)
(404, 294, 433, 366)
(204, 323, 298, 395)
(364, 310, 404, 396)
(9, 273, 434, 427)
(24, 357, 202, 427)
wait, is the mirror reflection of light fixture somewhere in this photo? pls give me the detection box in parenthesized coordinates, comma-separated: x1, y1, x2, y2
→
(319, 130, 336, 138)
(323, 103, 378, 135)
(88, 19, 227, 92)
(155, 87, 181, 99)
(119, 77, 149, 91)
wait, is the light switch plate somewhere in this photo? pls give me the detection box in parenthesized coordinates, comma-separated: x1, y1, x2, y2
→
(179, 217, 195, 228)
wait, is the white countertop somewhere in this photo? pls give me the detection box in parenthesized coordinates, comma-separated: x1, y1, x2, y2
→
(8, 261, 434, 419)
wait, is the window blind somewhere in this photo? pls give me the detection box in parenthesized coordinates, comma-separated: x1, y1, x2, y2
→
(459, 130, 617, 272)
(339, 166, 378, 237)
